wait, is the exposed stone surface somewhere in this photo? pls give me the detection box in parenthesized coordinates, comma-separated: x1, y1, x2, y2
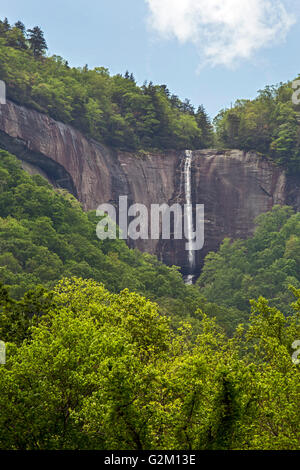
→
(0, 100, 299, 274)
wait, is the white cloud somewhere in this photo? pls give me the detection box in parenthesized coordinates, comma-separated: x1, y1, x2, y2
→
(146, 0, 295, 67)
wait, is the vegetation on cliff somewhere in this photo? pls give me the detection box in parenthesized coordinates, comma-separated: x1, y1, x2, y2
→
(215, 84, 300, 174)
(1, 17, 300, 174)
(0, 18, 214, 152)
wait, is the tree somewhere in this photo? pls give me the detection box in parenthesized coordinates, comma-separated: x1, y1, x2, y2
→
(0, 278, 173, 449)
(5, 26, 27, 50)
(0, 18, 11, 38)
(27, 26, 47, 57)
(196, 105, 214, 147)
(14, 21, 26, 34)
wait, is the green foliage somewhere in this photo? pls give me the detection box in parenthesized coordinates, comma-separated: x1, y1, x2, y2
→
(0, 277, 299, 449)
(0, 282, 54, 345)
(27, 26, 48, 57)
(214, 83, 300, 173)
(0, 17, 213, 152)
(197, 206, 300, 319)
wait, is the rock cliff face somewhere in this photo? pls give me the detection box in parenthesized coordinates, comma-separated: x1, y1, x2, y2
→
(0, 100, 299, 275)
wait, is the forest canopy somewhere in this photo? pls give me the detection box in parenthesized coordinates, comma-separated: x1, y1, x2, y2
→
(197, 205, 300, 318)
(214, 84, 300, 174)
(0, 18, 214, 152)
(0, 277, 300, 450)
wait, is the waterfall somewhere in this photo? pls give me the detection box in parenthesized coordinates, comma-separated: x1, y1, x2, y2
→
(184, 150, 195, 285)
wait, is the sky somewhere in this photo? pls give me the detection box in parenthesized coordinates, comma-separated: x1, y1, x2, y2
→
(1, 0, 300, 118)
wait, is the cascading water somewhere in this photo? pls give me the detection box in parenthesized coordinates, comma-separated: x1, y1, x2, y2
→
(184, 150, 195, 285)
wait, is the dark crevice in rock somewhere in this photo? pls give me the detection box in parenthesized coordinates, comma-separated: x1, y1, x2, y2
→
(0, 129, 77, 197)
(259, 185, 272, 198)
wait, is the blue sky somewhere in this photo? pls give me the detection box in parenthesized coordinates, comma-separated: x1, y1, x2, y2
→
(1, 0, 300, 118)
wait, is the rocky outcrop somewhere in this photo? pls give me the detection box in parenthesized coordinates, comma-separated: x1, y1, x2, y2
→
(0, 100, 299, 275)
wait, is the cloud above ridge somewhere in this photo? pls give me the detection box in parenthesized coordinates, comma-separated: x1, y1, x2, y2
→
(146, 0, 295, 67)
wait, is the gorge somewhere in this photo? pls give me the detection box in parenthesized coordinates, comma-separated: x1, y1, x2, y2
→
(1, 99, 300, 277)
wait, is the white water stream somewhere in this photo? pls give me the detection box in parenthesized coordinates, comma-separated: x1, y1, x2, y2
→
(184, 150, 195, 285)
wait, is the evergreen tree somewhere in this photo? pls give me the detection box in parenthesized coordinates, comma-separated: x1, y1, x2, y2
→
(196, 105, 214, 147)
(27, 26, 48, 57)
(0, 18, 11, 36)
(2, 18, 10, 32)
(14, 21, 26, 34)
(182, 98, 195, 114)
